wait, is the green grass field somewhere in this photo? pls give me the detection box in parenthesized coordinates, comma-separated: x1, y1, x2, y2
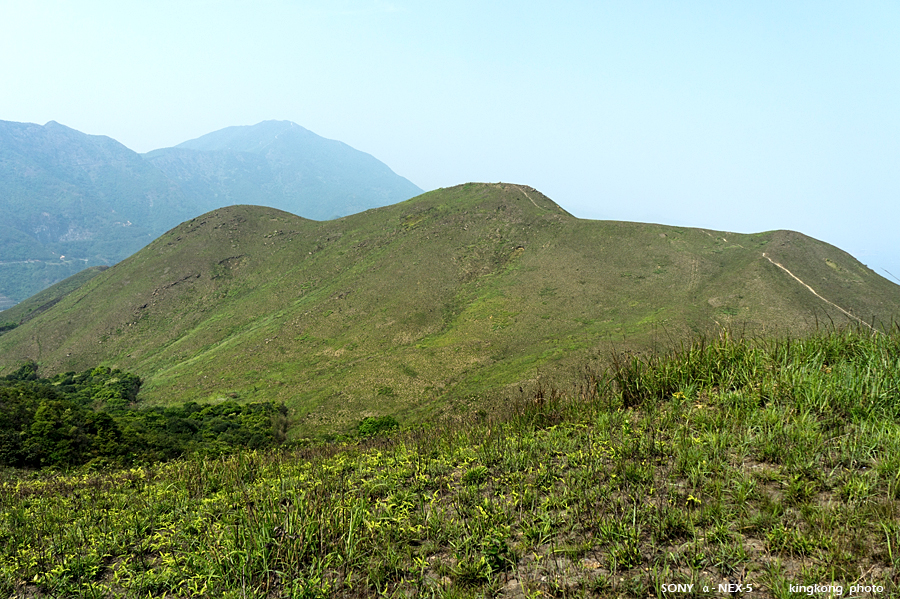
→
(2, 327, 898, 598)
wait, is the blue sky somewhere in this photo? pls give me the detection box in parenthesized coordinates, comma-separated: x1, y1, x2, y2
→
(2, 0, 898, 281)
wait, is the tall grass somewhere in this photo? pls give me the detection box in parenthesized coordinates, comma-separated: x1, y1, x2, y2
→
(1, 328, 898, 597)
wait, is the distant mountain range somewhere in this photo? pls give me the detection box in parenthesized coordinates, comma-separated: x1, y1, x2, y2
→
(2, 183, 897, 436)
(0, 119, 422, 308)
(144, 120, 422, 221)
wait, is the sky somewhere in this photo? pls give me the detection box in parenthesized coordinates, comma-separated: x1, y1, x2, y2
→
(1, 0, 898, 282)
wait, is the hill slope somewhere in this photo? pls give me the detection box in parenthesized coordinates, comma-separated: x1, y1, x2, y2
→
(0, 183, 897, 436)
(0, 119, 422, 306)
(0, 265, 108, 331)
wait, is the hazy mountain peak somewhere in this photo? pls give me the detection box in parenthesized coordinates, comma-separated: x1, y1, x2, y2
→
(147, 120, 423, 221)
(172, 120, 314, 154)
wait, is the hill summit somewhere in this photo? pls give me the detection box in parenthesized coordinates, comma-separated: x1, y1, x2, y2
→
(1, 183, 897, 436)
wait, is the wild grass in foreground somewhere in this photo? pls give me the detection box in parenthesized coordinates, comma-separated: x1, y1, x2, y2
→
(1, 329, 899, 598)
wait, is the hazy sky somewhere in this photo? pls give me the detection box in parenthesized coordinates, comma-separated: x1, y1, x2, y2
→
(2, 0, 898, 281)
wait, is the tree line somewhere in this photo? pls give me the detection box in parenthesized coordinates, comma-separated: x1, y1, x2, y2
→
(0, 362, 287, 469)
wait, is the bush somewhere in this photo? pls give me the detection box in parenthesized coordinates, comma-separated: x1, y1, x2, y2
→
(357, 415, 399, 437)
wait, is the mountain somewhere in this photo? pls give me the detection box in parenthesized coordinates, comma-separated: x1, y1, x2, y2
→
(1, 183, 897, 437)
(0, 119, 423, 306)
(143, 120, 423, 221)
(0, 120, 193, 305)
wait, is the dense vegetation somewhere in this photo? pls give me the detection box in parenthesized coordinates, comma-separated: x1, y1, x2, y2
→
(1, 328, 898, 597)
(0, 362, 287, 469)
(0, 261, 98, 311)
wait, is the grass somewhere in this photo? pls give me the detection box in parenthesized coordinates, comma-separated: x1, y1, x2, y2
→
(1, 327, 898, 597)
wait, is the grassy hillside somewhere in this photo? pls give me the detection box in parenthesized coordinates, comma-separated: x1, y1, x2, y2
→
(2, 329, 898, 597)
(0, 266, 107, 329)
(0, 183, 897, 437)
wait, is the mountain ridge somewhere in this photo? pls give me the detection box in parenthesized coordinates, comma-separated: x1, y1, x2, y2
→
(1, 182, 896, 437)
(144, 120, 422, 220)
(0, 118, 423, 306)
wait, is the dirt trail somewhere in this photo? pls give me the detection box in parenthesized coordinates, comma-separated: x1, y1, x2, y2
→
(512, 184, 543, 210)
(762, 253, 877, 333)
(688, 258, 698, 292)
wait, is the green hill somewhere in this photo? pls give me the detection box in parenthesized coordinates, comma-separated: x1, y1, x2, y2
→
(0, 183, 897, 437)
(0, 119, 422, 306)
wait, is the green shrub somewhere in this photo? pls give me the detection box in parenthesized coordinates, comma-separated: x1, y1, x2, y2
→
(357, 415, 399, 436)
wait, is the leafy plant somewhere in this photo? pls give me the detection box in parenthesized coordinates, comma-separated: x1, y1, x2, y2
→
(357, 415, 399, 437)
